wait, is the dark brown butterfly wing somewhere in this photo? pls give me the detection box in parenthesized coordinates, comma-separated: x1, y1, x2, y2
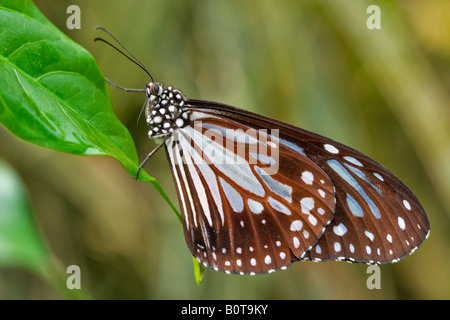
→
(164, 99, 429, 273)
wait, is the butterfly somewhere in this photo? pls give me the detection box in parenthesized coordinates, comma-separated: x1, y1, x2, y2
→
(95, 27, 430, 275)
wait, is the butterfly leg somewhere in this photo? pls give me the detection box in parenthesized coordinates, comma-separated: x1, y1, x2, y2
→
(135, 135, 170, 180)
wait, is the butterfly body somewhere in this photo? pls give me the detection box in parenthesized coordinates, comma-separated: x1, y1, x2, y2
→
(143, 82, 430, 275)
(145, 82, 189, 138)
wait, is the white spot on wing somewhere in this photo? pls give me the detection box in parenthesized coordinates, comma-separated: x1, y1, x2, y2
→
(318, 189, 326, 198)
(308, 215, 318, 226)
(334, 242, 341, 252)
(315, 245, 322, 254)
(290, 220, 303, 231)
(293, 237, 300, 248)
(398, 217, 406, 230)
(300, 197, 315, 214)
(333, 223, 348, 236)
(300, 197, 318, 226)
(386, 234, 393, 243)
(324, 144, 339, 154)
(349, 244, 355, 253)
(301, 171, 314, 185)
(403, 199, 411, 211)
(365, 230, 375, 242)
(303, 230, 309, 239)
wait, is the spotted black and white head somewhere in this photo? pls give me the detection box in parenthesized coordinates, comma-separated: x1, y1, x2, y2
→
(145, 82, 190, 138)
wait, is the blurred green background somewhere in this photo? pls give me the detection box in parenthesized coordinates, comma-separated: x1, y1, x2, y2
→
(1, 0, 449, 299)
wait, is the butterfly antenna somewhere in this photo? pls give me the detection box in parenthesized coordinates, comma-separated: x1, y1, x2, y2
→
(104, 78, 145, 92)
(94, 26, 154, 82)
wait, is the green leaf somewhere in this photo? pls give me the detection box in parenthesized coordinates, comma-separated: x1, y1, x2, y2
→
(0, 159, 49, 272)
(0, 0, 136, 168)
(0, 0, 181, 220)
(0, 159, 90, 299)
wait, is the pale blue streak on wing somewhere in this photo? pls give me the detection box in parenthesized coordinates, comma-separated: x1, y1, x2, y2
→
(255, 166, 293, 203)
(343, 163, 383, 196)
(346, 193, 364, 218)
(273, 136, 306, 156)
(327, 160, 381, 219)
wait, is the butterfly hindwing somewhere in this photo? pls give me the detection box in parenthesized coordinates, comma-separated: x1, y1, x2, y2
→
(288, 137, 430, 263)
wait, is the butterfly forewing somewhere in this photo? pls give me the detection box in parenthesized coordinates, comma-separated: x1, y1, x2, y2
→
(165, 115, 336, 273)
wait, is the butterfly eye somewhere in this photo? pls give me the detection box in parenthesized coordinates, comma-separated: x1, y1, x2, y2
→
(146, 82, 163, 97)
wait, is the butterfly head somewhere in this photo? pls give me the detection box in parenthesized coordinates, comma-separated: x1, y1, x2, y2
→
(145, 82, 189, 138)
(146, 82, 164, 98)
